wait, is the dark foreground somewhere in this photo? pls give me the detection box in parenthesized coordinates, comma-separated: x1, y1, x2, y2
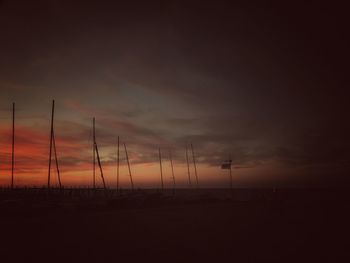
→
(0, 188, 349, 262)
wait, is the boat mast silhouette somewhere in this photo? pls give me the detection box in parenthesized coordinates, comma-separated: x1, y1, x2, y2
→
(11, 102, 15, 189)
(169, 149, 176, 190)
(52, 130, 62, 189)
(92, 117, 106, 190)
(124, 143, 134, 190)
(47, 100, 61, 190)
(159, 147, 164, 190)
(221, 157, 233, 189)
(229, 154, 232, 189)
(93, 118, 96, 188)
(117, 136, 120, 191)
(190, 143, 199, 188)
(185, 144, 192, 187)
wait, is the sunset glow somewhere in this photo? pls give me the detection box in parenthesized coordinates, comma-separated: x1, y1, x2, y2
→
(0, 1, 347, 188)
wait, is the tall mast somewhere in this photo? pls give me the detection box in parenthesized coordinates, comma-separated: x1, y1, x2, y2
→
(159, 147, 164, 190)
(124, 143, 134, 190)
(11, 102, 15, 189)
(169, 149, 175, 190)
(47, 100, 55, 190)
(185, 144, 191, 187)
(95, 143, 106, 190)
(117, 136, 120, 191)
(230, 163, 233, 189)
(93, 117, 96, 189)
(229, 154, 232, 190)
(52, 130, 62, 189)
(93, 118, 106, 190)
(190, 143, 199, 188)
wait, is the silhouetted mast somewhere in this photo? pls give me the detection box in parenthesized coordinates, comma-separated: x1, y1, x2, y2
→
(47, 100, 55, 190)
(117, 136, 120, 191)
(93, 118, 96, 189)
(47, 100, 61, 190)
(124, 143, 134, 190)
(11, 102, 15, 189)
(229, 154, 232, 189)
(190, 143, 199, 188)
(52, 130, 62, 189)
(221, 157, 233, 189)
(230, 164, 232, 189)
(169, 149, 176, 190)
(93, 117, 106, 190)
(159, 147, 164, 190)
(185, 144, 191, 187)
(95, 143, 106, 190)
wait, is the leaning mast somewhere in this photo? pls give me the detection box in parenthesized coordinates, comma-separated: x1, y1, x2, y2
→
(124, 143, 134, 190)
(169, 149, 176, 190)
(93, 118, 96, 189)
(47, 100, 55, 190)
(190, 143, 199, 188)
(185, 144, 191, 187)
(117, 136, 120, 191)
(92, 117, 106, 190)
(11, 102, 15, 189)
(47, 100, 62, 190)
(159, 147, 164, 190)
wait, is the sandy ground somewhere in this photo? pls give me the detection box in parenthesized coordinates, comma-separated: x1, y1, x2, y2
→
(0, 188, 349, 262)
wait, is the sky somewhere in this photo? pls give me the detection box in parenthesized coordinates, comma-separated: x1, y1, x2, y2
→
(0, 1, 348, 188)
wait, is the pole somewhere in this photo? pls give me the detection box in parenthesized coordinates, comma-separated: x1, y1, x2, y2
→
(159, 147, 164, 190)
(185, 144, 191, 187)
(93, 117, 96, 189)
(229, 165, 233, 189)
(95, 144, 106, 190)
(190, 143, 199, 188)
(93, 118, 106, 190)
(124, 143, 134, 190)
(169, 149, 175, 190)
(117, 136, 120, 191)
(11, 102, 15, 189)
(52, 130, 62, 189)
(229, 155, 233, 190)
(48, 100, 55, 190)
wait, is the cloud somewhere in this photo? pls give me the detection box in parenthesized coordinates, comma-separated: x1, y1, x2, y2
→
(0, 1, 348, 186)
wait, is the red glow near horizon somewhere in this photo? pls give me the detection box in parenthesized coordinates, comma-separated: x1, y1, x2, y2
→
(0, 125, 237, 188)
(0, 109, 271, 188)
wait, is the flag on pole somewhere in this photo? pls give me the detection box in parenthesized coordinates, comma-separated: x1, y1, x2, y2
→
(221, 159, 232, 169)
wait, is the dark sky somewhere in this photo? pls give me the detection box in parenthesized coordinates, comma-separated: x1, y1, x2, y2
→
(0, 1, 349, 187)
